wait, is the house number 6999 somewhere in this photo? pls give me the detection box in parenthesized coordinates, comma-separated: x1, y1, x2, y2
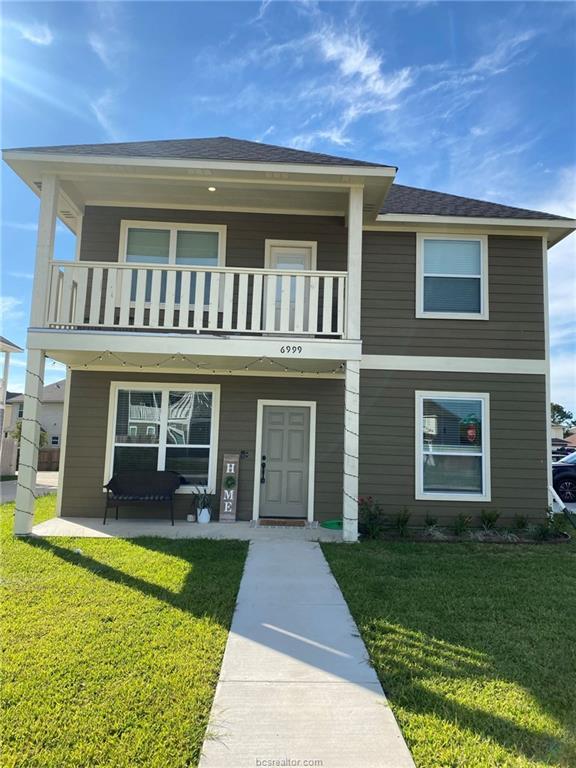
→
(280, 345, 303, 354)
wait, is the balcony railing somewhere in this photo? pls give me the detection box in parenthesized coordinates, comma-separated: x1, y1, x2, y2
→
(46, 261, 348, 337)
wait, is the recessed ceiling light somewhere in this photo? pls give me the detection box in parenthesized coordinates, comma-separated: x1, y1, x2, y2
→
(208, 186, 217, 192)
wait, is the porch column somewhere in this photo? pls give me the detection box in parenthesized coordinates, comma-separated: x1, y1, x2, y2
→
(343, 360, 360, 542)
(30, 174, 59, 327)
(346, 185, 364, 340)
(14, 174, 58, 535)
(342, 186, 363, 541)
(14, 350, 46, 535)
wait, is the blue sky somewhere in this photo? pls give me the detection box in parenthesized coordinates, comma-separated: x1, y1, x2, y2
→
(2, 1, 575, 409)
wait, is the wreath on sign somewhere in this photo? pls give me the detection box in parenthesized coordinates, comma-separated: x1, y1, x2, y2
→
(224, 475, 237, 490)
(459, 415, 481, 446)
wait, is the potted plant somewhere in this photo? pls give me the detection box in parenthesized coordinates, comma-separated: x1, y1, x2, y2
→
(191, 488, 213, 524)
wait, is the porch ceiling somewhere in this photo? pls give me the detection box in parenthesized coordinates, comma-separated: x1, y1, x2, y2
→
(43, 349, 346, 377)
(4, 152, 394, 231)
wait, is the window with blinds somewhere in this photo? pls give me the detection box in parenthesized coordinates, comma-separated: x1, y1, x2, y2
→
(417, 236, 487, 318)
(416, 391, 491, 501)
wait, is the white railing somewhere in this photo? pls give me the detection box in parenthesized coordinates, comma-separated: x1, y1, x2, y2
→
(46, 261, 347, 337)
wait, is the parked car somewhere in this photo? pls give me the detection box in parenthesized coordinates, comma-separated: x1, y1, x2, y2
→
(552, 452, 576, 502)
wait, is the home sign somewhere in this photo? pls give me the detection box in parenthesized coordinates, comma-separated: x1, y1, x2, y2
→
(219, 454, 240, 523)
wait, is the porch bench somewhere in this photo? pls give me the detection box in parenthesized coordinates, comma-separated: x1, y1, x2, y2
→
(103, 471, 181, 526)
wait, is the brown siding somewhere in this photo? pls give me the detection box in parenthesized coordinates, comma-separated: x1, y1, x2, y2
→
(362, 232, 545, 358)
(61, 371, 343, 522)
(359, 369, 548, 524)
(79, 206, 347, 271)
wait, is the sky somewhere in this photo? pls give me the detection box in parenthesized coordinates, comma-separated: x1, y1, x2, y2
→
(1, 0, 575, 410)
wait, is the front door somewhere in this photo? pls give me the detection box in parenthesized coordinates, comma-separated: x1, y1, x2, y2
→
(259, 405, 310, 518)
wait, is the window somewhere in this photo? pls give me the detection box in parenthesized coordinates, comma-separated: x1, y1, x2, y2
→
(120, 221, 226, 305)
(415, 391, 491, 501)
(416, 234, 488, 319)
(106, 383, 220, 491)
(51, 436, 59, 446)
(120, 221, 226, 267)
(17, 404, 24, 418)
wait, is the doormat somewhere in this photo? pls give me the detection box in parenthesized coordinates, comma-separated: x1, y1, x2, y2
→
(258, 519, 307, 527)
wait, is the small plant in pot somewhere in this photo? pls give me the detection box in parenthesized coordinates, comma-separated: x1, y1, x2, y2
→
(191, 488, 214, 524)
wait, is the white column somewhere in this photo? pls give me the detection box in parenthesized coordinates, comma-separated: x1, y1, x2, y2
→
(542, 236, 553, 506)
(0, 352, 10, 470)
(346, 186, 364, 340)
(343, 359, 360, 542)
(14, 349, 45, 535)
(30, 174, 59, 327)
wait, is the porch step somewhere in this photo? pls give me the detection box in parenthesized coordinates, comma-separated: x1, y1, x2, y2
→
(258, 518, 306, 527)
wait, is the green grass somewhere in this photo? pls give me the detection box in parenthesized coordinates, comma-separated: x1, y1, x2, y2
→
(322, 538, 576, 768)
(1, 496, 248, 768)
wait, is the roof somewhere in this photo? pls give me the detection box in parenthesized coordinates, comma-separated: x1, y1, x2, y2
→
(0, 336, 23, 354)
(7, 379, 66, 404)
(381, 183, 572, 221)
(5, 136, 393, 169)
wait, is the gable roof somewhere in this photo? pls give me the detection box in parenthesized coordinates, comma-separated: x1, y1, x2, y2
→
(5, 136, 393, 169)
(381, 183, 572, 221)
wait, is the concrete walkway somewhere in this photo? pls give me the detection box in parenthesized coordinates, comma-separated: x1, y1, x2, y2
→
(199, 541, 415, 768)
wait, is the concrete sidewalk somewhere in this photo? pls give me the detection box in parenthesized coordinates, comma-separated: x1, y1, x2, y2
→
(199, 541, 415, 768)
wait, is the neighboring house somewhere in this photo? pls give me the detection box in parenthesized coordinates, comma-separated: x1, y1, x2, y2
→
(0, 336, 23, 476)
(4, 137, 575, 538)
(551, 424, 565, 440)
(3, 379, 66, 473)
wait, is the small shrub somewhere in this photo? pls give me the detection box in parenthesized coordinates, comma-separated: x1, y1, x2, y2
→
(395, 507, 411, 537)
(452, 513, 472, 537)
(534, 521, 552, 541)
(424, 513, 438, 528)
(480, 509, 500, 530)
(514, 514, 528, 531)
(358, 496, 386, 540)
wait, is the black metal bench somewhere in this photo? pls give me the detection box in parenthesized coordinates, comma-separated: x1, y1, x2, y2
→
(103, 471, 181, 526)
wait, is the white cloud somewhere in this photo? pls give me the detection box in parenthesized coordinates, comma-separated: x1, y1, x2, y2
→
(88, 2, 129, 70)
(90, 90, 121, 141)
(9, 272, 34, 280)
(8, 20, 53, 46)
(550, 353, 576, 412)
(0, 296, 25, 323)
(471, 30, 536, 75)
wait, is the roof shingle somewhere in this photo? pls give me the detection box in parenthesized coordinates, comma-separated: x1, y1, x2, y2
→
(6, 136, 393, 169)
(381, 183, 572, 221)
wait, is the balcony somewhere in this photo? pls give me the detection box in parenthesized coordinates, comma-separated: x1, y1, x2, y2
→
(46, 261, 348, 338)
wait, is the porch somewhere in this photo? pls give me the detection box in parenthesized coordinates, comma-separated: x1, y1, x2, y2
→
(31, 516, 343, 541)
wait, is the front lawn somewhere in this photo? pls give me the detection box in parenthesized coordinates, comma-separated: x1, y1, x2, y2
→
(323, 538, 576, 768)
(1, 497, 248, 768)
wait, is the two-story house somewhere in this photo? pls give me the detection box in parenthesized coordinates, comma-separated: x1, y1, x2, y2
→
(4, 137, 574, 540)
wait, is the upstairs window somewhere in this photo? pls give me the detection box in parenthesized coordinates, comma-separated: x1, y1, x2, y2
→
(416, 235, 488, 319)
(120, 221, 226, 267)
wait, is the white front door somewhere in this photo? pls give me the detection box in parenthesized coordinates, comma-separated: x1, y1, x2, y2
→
(265, 242, 316, 332)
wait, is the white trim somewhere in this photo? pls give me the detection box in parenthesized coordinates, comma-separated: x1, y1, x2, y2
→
(118, 220, 227, 266)
(74, 214, 83, 262)
(104, 381, 221, 494)
(416, 233, 489, 320)
(264, 239, 318, 270)
(3, 149, 396, 178)
(361, 354, 546, 375)
(415, 390, 491, 502)
(252, 399, 316, 523)
(377, 213, 576, 229)
(542, 236, 553, 502)
(89, 201, 342, 218)
(55, 368, 71, 517)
